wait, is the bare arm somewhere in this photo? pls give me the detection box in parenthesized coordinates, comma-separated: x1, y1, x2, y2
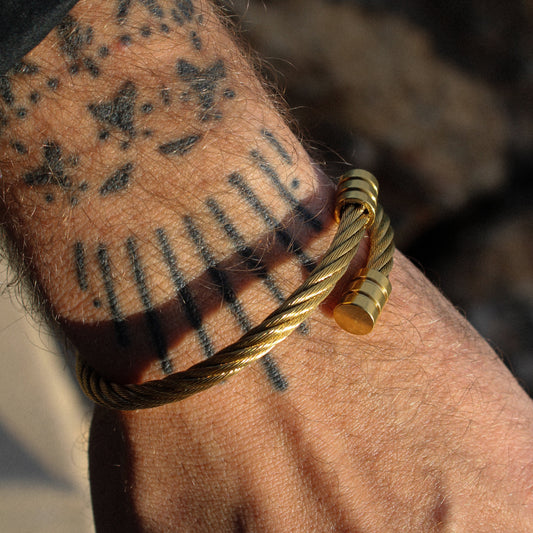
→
(0, 1, 532, 531)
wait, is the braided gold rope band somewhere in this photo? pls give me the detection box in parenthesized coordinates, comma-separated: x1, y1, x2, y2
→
(76, 170, 395, 410)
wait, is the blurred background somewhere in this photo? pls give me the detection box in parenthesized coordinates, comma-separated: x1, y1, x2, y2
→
(228, 0, 533, 394)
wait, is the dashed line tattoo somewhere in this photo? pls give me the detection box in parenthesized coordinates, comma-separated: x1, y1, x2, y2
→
(0, 110, 7, 135)
(12, 61, 39, 76)
(261, 129, 293, 165)
(126, 236, 172, 374)
(206, 197, 309, 335)
(97, 244, 130, 348)
(190, 31, 202, 50)
(160, 88, 171, 106)
(184, 215, 288, 391)
(74, 241, 89, 291)
(156, 227, 215, 358)
(250, 150, 322, 232)
(228, 172, 316, 272)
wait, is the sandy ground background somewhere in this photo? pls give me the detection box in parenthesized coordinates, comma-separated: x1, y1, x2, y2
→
(0, 260, 94, 533)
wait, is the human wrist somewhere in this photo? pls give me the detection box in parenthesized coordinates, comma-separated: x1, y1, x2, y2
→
(0, 0, 338, 383)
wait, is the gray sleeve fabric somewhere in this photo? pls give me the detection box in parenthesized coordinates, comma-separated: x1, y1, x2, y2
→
(0, 0, 79, 75)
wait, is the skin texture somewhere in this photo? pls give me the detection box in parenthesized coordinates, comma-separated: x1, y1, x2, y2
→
(0, 1, 532, 531)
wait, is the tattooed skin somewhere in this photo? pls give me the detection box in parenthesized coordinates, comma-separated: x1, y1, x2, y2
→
(176, 59, 227, 121)
(183, 214, 288, 390)
(57, 15, 101, 77)
(88, 81, 137, 140)
(0, 0, 327, 390)
(100, 163, 134, 196)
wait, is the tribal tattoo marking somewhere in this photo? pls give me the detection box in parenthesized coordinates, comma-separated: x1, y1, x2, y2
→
(116, 0, 202, 48)
(156, 227, 215, 358)
(22, 141, 133, 205)
(88, 81, 137, 141)
(0, 62, 42, 134)
(176, 59, 230, 122)
(97, 244, 130, 348)
(184, 215, 288, 391)
(69, 153, 323, 387)
(228, 172, 317, 272)
(206, 197, 309, 335)
(56, 15, 101, 77)
(127, 236, 173, 374)
(250, 149, 323, 232)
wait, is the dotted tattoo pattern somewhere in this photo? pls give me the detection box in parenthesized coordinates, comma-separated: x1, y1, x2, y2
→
(8, 1, 236, 207)
(71, 131, 320, 390)
(0, 1, 322, 393)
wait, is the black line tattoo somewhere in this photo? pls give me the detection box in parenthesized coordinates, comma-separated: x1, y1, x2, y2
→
(228, 172, 316, 272)
(261, 129, 293, 165)
(126, 237, 172, 374)
(74, 241, 89, 291)
(159, 133, 201, 156)
(206, 198, 309, 335)
(184, 215, 288, 391)
(156, 228, 215, 358)
(190, 31, 202, 50)
(250, 150, 322, 232)
(176, 59, 226, 121)
(141, 102, 154, 114)
(160, 87, 171, 106)
(88, 81, 137, 139)
(97, 244, 130, 347)
(100, 162, 134, 196)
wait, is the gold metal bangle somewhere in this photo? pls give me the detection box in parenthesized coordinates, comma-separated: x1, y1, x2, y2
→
(76, 170, 395, 410)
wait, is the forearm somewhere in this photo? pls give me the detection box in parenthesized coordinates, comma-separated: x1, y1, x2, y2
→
(0, 0, 333, 383)
(1, 1, 533, 532)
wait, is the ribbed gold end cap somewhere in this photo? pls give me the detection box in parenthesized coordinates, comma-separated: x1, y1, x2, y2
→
(334, 268, 392, 335)
(335, 169, 379, 224)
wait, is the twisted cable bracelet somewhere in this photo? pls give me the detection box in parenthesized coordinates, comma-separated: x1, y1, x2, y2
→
(76, 170, 395, 410)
